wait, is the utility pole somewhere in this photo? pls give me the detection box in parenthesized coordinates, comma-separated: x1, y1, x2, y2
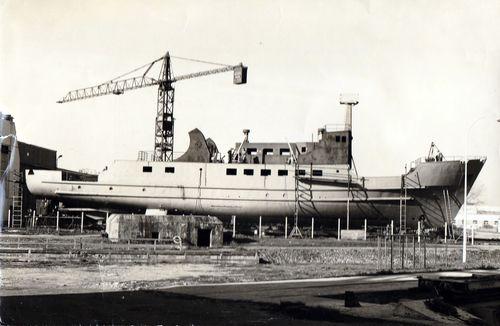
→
(340, 93, 358, 230)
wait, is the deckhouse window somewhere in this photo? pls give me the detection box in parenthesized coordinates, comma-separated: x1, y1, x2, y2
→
(295, 169, 306, 176)
(335, 136, 341, 142)
(165, 167, 175, 173)
(278, 170, 288, 176)
(341, 136, 347, 142)
(263, 149, 274, 156)
(226, 168, 237, 176)
(312, 170, 323, 176)
(301, 147, 307, 153)
(143, 166, 152, 173)
(246, 148, 257, 155)
(279, 148, 290, 156)
(1, 145, 8, 154)
(260, 169, 271, 176)
(244, 169, 254, 176)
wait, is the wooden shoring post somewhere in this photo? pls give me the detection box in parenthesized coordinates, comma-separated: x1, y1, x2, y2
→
(7, 209, 11, 228)
(56, 211, 60, 232)
(364, 219, 367, 241)
(32, 210, 36, 228)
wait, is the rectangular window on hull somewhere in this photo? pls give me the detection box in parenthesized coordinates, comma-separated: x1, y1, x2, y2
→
(279, 148, 290, 156)
(278, 170, 288, 176)
(295, 169, 306, 176)
(244, 169, 254, 176)
(143, 166, 152, 173)
(226, 168, 237, 176)
(165, 167, 175, 173)
(260, 169, 271, 176)
(312, 170, 323, 176)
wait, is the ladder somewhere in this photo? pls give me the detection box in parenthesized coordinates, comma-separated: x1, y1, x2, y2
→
(399, 174, 407, 234)
(443, 188, 454, 239)
(11, 183, 23, 228)
(289, 162, 304, 238)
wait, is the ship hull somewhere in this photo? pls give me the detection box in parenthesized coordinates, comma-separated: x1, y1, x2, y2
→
(26, 157, 485, 229)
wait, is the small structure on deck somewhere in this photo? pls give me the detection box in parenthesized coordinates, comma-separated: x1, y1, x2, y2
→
(106, 214, 223, 248)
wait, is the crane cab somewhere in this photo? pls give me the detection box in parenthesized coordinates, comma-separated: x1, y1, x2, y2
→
(233, 64, 248, 85)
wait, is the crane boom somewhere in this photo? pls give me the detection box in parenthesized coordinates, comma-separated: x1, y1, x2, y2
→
(56, 52, 247, 161)
(57, 76, 159, 104)
(57, 64, 246, 104)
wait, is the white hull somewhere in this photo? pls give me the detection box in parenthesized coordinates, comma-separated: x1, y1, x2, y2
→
(26, 158, 485, 228)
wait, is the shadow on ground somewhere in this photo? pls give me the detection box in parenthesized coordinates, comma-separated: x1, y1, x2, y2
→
(1, 290, 406, 325)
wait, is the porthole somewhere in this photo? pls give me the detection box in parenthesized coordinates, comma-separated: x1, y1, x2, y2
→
(109, 187, 113, 190)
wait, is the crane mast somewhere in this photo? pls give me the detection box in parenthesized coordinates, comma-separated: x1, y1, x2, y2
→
(156, 53, 175, 162)
(57, 51, 247, 162)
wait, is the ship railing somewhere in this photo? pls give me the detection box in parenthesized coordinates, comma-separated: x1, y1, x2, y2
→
(323, 123, 350, 132)
(410, 155, 486, 169)
(137, 151, 184, 161)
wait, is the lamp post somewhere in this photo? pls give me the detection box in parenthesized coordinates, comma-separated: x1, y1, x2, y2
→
(463, 117, 500, 264)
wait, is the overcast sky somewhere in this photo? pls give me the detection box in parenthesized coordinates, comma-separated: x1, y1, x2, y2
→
(1, 0, 499, 205)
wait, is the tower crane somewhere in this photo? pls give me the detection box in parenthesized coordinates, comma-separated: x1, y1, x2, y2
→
(57, 52, 247, 161)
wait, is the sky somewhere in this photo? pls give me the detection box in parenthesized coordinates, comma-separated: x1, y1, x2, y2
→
(1, 0, 499, 205)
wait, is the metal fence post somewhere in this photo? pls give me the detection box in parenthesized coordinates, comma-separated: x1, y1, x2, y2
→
(81, 211, 84, 233)
(377, 236, 381, 270)
(413, 235, 416, 268)
(232, 215, 236, 238)
(337, 218, 341, 241)
(401, 235, 405, 270)
(285, 216, 288, 239)
(423, 236, 427, 269)
(364, 219, 367, 241)
(259, 216, 262, 239)
(390, 235, 394, 271)
(444, 222, 447, 244)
